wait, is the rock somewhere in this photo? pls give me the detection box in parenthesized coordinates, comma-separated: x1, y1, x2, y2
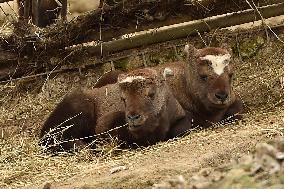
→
(191, 181, 211, 189)
(199, 168, 212, 177)
(276, 152, 284, 160)
(42, 182, 56, 189)
(267, 184, 284, 189)
(256, 154, 281, 175)
(255, 143, 279, 159)
(190, 175, 211, 189)
(250, 162, 263, 176)
(211, 171, 224, 182)
(110, 165, 127, 174)
(153, 175, 186, 189)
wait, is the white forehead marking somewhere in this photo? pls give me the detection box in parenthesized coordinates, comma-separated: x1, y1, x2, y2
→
(119, 76, 146, 83)
(200, 54, 231, 75)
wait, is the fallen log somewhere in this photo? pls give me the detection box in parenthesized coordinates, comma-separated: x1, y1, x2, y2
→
(77, 3, 284, 56)
(22, 0, 284, 54)
(0, 0, 13, 3)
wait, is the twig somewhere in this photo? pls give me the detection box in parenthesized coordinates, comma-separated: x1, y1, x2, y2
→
(41, 65, 59, 92)
(0, 4, 8, 17)
(249, 0, 284, 44)
(39, 112, 83, 143)
(42, 123, 129, 149)
(0, 69, 64, 84)
(141, 52, 147, 67)
(207, 28, 218, 47)
(5, 1, 18, 16)
(196, 29, 207, 47)
(246, 0, 269, 41)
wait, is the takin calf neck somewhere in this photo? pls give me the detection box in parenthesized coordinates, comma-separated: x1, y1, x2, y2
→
(40, 68, 189, 151)
(96, 45, 244, 128)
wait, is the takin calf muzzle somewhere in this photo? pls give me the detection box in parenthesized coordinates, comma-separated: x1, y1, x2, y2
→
(127, 113, 144, 127)
(215, 91, 228, 103)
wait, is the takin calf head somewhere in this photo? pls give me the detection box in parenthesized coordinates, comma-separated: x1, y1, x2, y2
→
(115, 68, 187, 143)
(184, 44, 237, 111)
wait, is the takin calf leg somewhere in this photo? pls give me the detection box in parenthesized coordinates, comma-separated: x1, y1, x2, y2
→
(39, 89, 97, 152)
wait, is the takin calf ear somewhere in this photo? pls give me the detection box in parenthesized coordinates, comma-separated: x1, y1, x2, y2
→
(162, 67, 174, 80)
(94, 70, 124, 88)
(183, 44, 197, 59)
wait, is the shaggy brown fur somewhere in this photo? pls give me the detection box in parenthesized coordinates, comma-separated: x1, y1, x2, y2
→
(17, 0, 67, 27)
(39, 83, 122, 151)
(40, 68, 190, 151)
(170, 44, 244, 127)
(95, 45, 243, 128)
(96, 68, 189, 145)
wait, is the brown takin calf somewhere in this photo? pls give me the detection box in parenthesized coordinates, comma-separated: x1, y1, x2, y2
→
(96, 44, 244, 128)
(40, 68, 189, 151)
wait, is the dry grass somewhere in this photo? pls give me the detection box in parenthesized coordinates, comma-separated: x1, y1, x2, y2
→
(233, 36, 284, 110)
(1, 31, 284, 188)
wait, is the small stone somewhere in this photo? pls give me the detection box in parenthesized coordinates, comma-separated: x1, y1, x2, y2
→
(255, 143, 278, 159)
(153, 175, 186, 189)
(239, 155, 254, 165)
(152, 182, 171, 189)
(276, 152, 284, 160)
(168, 175, 186, 188)
(199, 168, 212, 177)
(275, 139, 284, 152)
(250, 162, 262, 176)
(191, 181, 211, 189)
(42, 182, 56, 189)
(110, 165, 127, 174)
(258, 154, 281, 175)
(267, 184, 284, 189)
(190, 175, 211, 189)
(211, 171, 224, 182)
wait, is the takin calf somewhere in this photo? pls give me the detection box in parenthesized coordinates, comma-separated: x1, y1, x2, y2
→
(95, 44, 244, 128)
(40, 68, 190, 151)
(160, 44, 243, 127)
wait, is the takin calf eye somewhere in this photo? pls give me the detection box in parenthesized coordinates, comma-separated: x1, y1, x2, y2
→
(121, 96, 126, 103)
(199, 75, 208, 81)
(228, 73, 234, 80)
(146, 88, 156, 98)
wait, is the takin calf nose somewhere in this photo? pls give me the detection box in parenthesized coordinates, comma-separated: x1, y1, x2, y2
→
(215, 91, 228, 102)
(126, 112, 144, 126)
(127, 114, 142, 121)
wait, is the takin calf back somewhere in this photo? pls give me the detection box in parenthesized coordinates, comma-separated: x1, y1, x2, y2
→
(40, 68, 189, 151)
(96, 44, 244, 128)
